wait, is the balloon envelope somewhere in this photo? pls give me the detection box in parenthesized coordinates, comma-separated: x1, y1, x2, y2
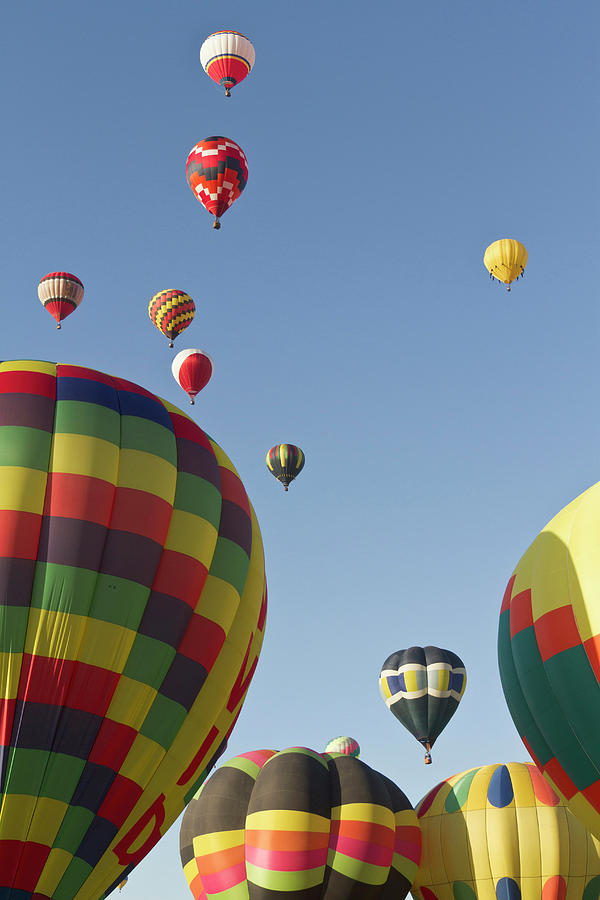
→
(265, 444, 305, 491)
(483, 239, 528, 290)
(180, 746, 421, 900)
(148, 289, 195, 347)
(379, 646, 466, 761)
(412, 761, 600, 900)
(200, 31, 255, 96)
(0, 360, 267, 899)
(171, 349, 214, 404)
(498, 480, 600, 838)
(38, 272, 84, 328)
(186, 137, 248, 228)
(324, 735, 360, 757)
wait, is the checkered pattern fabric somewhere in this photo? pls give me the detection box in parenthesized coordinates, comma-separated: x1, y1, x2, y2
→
(186, 137, 248, 225)
(148, 290, 195, 346)
(498, 480, 600, 840)
(0, 360, 267, 899)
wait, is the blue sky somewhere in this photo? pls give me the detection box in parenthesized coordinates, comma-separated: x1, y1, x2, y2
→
(0, 1, 598, 897)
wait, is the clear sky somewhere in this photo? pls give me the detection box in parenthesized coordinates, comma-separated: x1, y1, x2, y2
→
(0, 1, 598, 897)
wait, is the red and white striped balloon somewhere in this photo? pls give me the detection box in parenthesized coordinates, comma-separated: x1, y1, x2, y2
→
(38, 272, 84, 329)
(171, 349, 214, 404)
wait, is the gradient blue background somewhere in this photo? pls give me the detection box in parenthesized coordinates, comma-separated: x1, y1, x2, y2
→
(0, 1, 598, 896)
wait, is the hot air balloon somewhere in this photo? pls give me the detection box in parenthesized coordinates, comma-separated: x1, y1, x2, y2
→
(379, 646, 466, 764)
(324, 736, 360, 757)
(148, 289, 195, 347)
(411, 762, 600, 900)
(38, 272, 84, 329)
(266, 444, 305, 492)
(0, 360, 267, 899)
(186, 137, 248, 229)
(172, 349, 214, 405)
(484, 239, 528, 290)
(200, 31, 255, 97)
(118, 877, 128, 891)
(180, 746, 421, 900)
(498, 479, 600, 839)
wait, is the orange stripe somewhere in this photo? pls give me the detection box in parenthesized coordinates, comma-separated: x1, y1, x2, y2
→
(196, 843, 245, 875)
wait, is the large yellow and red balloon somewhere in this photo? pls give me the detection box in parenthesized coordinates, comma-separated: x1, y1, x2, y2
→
(412, 761, 600, 900)
(498, 480, 600, 838)
(0, 360, 267, 899)
(148, 289, 195, 347)
(180, 746, 421, 900)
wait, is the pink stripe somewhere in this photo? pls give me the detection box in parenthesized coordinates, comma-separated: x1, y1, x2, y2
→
(394, 839, 421, 863)
(330, 835, 393, 868)
(200, 863, 246, 893)
(245, 845, 327, 872)
(239, 749, 277, 767)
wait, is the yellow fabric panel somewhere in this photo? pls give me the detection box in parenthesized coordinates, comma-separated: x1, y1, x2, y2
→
(164, 509, 218, 563)
(118, 733, 165, 784)
(106, 676, 157, 729)
(195, 575, 241, 628)
(404, 670, 419, 692)
(420, 812, 445, 886)
(486, 808, 520, 879)
(380, 679, 392, 699)
(246, 862, 324, 891)
(246, 810, 329, 831)
(0, 652, 22, 698)
(192, 829, 245, 856)
(521, 876, 545, 900)
(0, 360, 56, 375)
(439, 808, 472, 880)
(515, 807, 542, 877)
(330, 803, 393, 827)
(509, 762, 536, 807)
(36, 847, 72, 898)
(50, 434, 120, 481)
(562, 482, 600, 641)
(567, 792, 597, 835)
(467, 809, 494, 883)
(116, 449, 177, 502)
(464, 767, 493, 811)
(24, 609, 135, 669)
(587, 829, 600, 876)
(0, 466, 47, 513)
(566, 809, 588, 877)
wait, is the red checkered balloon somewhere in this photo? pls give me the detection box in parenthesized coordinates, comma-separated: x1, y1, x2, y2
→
(186, 137, 248, 230)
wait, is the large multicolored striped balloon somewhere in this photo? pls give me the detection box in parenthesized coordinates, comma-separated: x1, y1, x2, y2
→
(379, 647, 466, 764)
(148, 289, 195, 347)
(498, 480, 600, 839)
(411, 762, 600, 900)
(200, 31, 255, 97)
(265, 444, 305, 491)
(38, 272, 84, 329)
(186, 137, 248, 229)
(180, 746, 421, 900)
(0, 360, 267, 899)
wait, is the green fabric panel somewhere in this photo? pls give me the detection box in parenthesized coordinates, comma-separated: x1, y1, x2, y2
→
(391, 694, 429, 743)
(89, 574, 149, 628)
(498, 613, 553, 766)
(583, 875, 600, 900)
(445, 769, 480, 812)
(123, 633, 175, 688)
(54, 856, 93, 900)
(209, 538, 250, 595)
(53, 401, 120, 442)
(453, 882, 478, 900)
(30, 563, 98, 614)
(174, 471, 221, 526)
(120, 415, 176, 464)
(511, 628, 598, 788)
(54, 805, 95, 853)
(545, 647, 600, 765)
(0, 426, 52, 469)
(0, 607, 29, 652)
(4, 749, 85, 801)
(140, 692, 187, 749)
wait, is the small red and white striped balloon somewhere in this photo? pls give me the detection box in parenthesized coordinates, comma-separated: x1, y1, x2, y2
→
(200, 31, 255, 97)
(171, 349, 214, 404)
(38, 272, 84, 329)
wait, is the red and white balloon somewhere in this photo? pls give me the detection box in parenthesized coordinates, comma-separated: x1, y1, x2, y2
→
(171, 349, 213, 404)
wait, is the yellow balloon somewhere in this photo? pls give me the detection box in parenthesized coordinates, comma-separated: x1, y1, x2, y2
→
(483, 239, 528, 290)
(411, 762, 600, 900)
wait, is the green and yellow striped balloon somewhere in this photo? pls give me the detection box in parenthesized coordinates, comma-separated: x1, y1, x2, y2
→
(180, 746, 421, 900)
